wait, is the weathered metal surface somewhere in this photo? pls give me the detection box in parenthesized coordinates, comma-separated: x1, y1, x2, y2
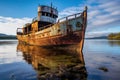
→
(38, 6, 58, 15)
(37, 5, 58, 23)
(17, 6, 87, 51)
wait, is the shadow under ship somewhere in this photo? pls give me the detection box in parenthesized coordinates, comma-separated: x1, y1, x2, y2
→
(16, 5, 87, 51)
(17, 42, 87, 80)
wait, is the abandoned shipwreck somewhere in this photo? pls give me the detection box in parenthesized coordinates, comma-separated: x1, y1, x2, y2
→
(17, 5, 87, 51)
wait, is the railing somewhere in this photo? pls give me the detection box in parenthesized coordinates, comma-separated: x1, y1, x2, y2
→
(17, 12, 83, 35)
(32, 17, 37, 23)
(17, 28, 23, 35)
(38, 24, 53, 31)
(58, 12, 82, 22)
(38, 13, 83, 31)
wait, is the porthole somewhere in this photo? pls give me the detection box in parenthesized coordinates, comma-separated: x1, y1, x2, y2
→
(76, 21, 82, 27)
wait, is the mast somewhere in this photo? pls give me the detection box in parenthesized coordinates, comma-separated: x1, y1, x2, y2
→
(51, 2, 53, 17)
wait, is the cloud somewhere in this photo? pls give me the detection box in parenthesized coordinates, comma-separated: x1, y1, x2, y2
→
(0, 16, 32, 35)
(59, 6, 83, 18)
(92, 16, 119, 26)
(58, 0, 120, 37)
(89, 1, 120, 27)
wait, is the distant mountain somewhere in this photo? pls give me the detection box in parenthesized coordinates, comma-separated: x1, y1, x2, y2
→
(0, 33, 17, 39)
(86, 36, 107, 39)
(0, 33, 7, 36)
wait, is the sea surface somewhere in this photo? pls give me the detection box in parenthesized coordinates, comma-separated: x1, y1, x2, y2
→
(0, 39, 120, 80)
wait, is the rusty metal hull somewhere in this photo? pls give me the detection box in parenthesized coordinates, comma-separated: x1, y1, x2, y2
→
(17, 6, 87, 51)
(17, 30, 84, 49)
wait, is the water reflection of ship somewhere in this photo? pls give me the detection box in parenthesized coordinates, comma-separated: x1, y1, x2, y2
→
(17, 42, 87, 80)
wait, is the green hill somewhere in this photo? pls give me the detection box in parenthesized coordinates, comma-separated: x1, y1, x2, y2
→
(108, 33, 120, 40)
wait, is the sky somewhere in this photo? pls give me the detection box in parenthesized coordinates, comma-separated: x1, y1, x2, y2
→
(0, 0, 120, 38)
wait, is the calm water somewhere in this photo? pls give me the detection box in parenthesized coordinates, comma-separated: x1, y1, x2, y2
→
(0, 39, 120, 80)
